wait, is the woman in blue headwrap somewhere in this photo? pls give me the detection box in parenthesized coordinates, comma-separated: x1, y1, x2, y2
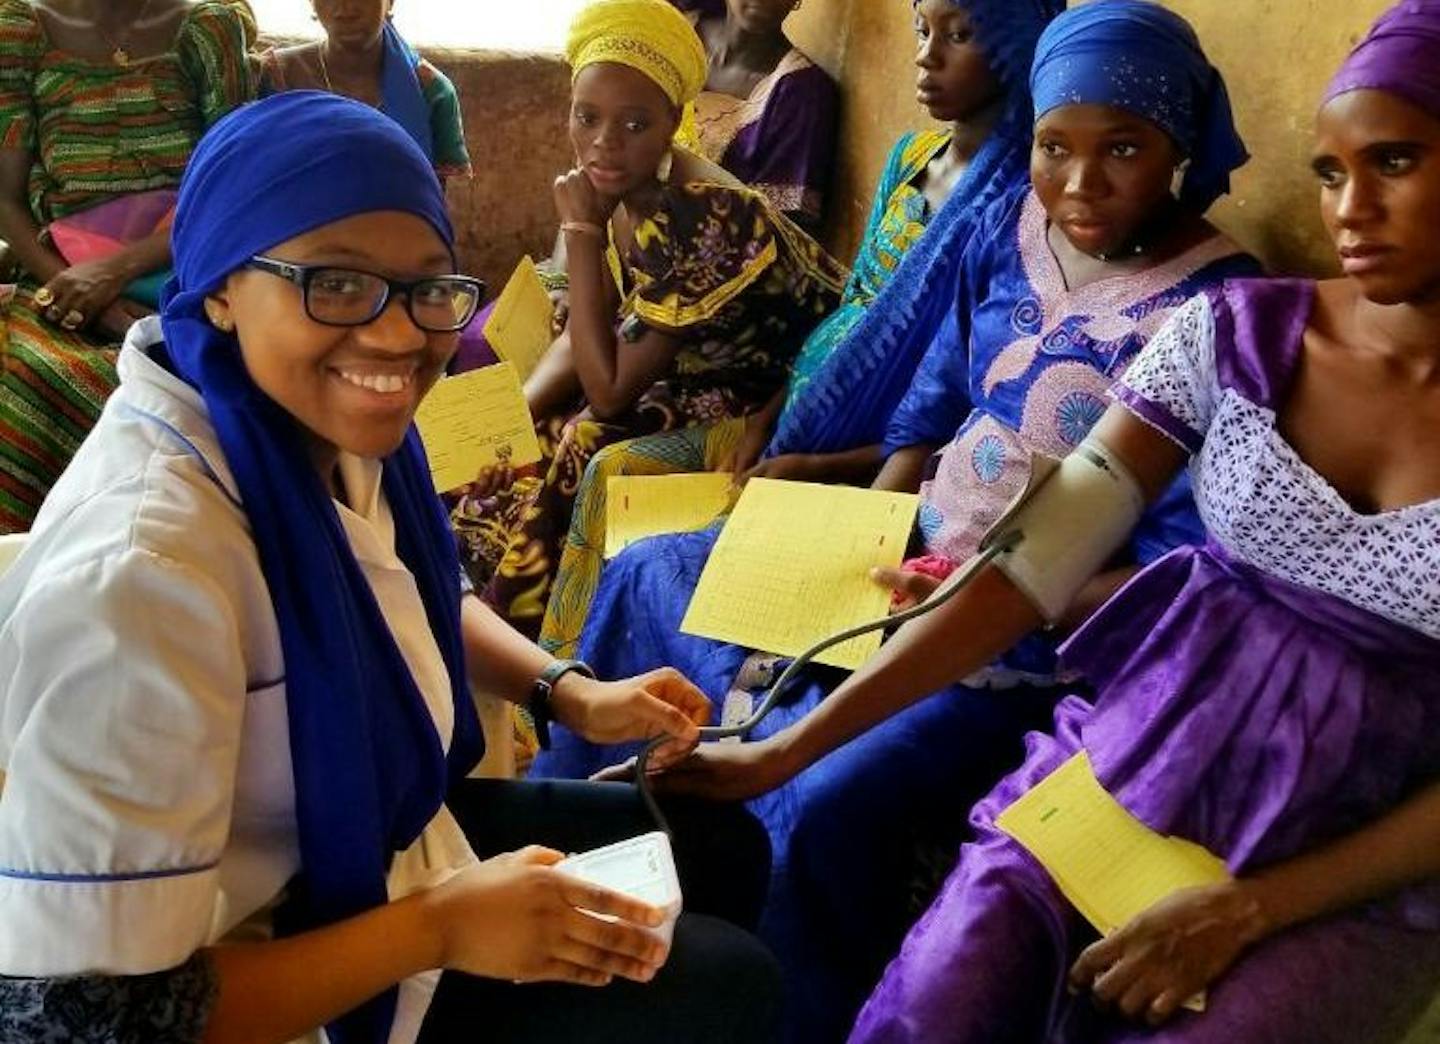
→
(535, 0, 1063, 665)
(0, 92, 782, 1044)
(847, 2, 1440, 1041)
(260, 0, 472, 182)
(542, 3, 1258, 1041)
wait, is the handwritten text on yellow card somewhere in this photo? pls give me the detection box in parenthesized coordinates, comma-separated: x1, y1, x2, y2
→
(681, 479, 919, 670)
(413, 363, 541, 493)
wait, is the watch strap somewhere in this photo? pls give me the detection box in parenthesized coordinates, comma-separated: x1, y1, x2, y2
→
(528, 659, 595, 750)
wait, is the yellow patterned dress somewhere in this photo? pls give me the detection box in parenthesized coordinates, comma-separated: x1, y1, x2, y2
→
(536, 130, 953, 660)
(452, 180, 846, 645)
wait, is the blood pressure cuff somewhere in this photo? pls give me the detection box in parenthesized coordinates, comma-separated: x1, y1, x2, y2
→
(981, 438, 1145, 623)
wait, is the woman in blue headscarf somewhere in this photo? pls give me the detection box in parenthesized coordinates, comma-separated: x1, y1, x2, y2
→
(261, 0, 472, 182)
(535, 0, 1064, 668)
(559, 2, 1259, 1039)
(0, 92, 782, 1044)
(844, 2, 1440, 1040)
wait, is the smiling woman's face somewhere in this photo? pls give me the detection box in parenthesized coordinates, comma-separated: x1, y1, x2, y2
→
(205, 210, 458, 462)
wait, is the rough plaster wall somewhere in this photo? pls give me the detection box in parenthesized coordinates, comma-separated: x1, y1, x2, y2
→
(786, 0, 854, 75)
(1161, 0, 1391, 274)
(790, 0, 1394, 275)
(423, 48, 574, 289)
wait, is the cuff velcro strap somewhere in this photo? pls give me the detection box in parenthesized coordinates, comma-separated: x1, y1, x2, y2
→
(982, 438, 1144, 624)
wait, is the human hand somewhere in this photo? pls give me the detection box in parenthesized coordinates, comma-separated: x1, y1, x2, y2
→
(38, 259, 131, 331)
(742, 453, 820, 485)
(1068, 881, 1269, 1026)
(609, 733, 798, 802)
(458, 461, 538, 501)
(94, 298, 153, 341)
(551, 667, 709, 769)
(554, 168, 611, 226)
(549, 288, 570, 335)
(720, 412, 773, 481)
(869, 565, 943, 613)
(428, 847, 670, 986)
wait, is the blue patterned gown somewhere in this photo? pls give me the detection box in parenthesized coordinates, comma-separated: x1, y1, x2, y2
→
(536, 184, 1259, 1042)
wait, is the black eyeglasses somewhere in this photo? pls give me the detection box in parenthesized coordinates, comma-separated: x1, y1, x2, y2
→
(247, 256, 485, 333)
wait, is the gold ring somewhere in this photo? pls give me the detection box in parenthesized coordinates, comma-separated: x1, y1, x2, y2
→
(61, 309, 84, 330)
(33, 287, 54, 307)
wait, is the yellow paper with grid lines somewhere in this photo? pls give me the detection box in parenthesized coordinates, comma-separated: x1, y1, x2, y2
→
(414, 363, 541, 492)
(605, 473, 737, 559)
(482, 255, 554, 381)
(996, 751, 1230, 1012)
(680, 479, 919, 670)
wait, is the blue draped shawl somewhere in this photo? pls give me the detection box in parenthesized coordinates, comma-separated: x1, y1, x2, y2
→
(160, 92, 480, 1044)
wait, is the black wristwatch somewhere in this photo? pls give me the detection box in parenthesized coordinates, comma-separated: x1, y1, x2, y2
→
(528, 659, 595, 750)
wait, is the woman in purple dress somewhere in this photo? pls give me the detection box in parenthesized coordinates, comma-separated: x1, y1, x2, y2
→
(673, 0, 838, 231)
(743, 2, 1440, 1039)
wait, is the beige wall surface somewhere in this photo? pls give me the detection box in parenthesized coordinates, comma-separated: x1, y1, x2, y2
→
(425, 48, 575, 289)
(784, 0, 1393, 276)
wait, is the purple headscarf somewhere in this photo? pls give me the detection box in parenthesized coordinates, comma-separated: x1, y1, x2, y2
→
(1323, 0, 1440, 119)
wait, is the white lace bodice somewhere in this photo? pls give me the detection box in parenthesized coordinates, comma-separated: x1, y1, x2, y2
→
(1117, 293, 1440, 640)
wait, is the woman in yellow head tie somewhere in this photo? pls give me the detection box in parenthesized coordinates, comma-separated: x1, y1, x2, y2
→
(453, 0, 848, 645)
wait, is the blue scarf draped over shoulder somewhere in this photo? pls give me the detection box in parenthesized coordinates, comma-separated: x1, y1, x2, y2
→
(769, 0, 1064, 457)
(159, 91, 480, 1044)
(381, 19, 435, 159)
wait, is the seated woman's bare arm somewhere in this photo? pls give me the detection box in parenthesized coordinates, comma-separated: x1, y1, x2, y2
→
(0, 150, 160, 337)
(1068, 776, 1440, 1026)
(872, 444, 934, 493)
(561, 217, 681, 418)
(657, 406, 1188, 800)
(525, 330, 583, 420)
(202, 851, 671, 1044)
(0, 148, 63, 285)
(747, 444, 887, 487)
(579, 322, 683, 421)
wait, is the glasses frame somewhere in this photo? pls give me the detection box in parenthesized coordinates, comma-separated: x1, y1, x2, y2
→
(247, 255, 486, 333)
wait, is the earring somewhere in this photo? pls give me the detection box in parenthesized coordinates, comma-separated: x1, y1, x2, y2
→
(206, 307, 233, 332)
(1169, 159, 1191, 200)
(656, 147, 674, 185)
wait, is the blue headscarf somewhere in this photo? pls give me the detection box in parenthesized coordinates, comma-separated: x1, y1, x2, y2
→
(770, 0, 1064, 456)
(160, 92, 481, 1044)
(380, 19, 435, 159)
(1029, 0, 1247, 212)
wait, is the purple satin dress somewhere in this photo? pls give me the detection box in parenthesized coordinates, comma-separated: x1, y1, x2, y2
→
(850, 279, 1440, 1043)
